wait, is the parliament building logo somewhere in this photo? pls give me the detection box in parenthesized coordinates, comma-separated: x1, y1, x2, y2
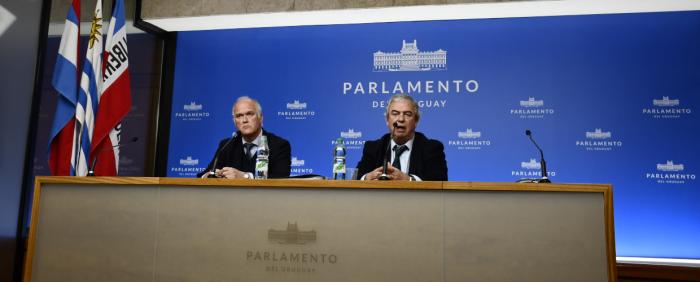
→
(657, 161, 684, 172)
(585, 128, 611, 139)
(512, 159, 556, 178)
(174, 101, 210, 121)
(291, 157, 305, 167)
(183, 102, 202, 111)
(643, 96, 691, 119)
(373, 40, 446, 72)
(291, 156, 314, 175)
(335, 129, 366, 150)
(521, 159, 541, 170)
(340, 129, 362, 139)
(458, 129, 481, 139)
(448, 129, 492, 150)
(653, 96, 680, 107)
(520, 97, 544, 107)
(646, 160, 695, 184)
(286, 100, 307, 110)
(342, 40, 477, 112)
(268, 222, 317, 245)
(278, 100, 315, 120)
(575, 128, 623, 151)
(510, 97, 555, 119)
(170, 155, 205, 177)
(247, 222, 338, 274)
(179, 156, 199, 166)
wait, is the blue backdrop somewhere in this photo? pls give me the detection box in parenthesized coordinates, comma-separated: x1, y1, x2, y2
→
(167, 11, 700, 259)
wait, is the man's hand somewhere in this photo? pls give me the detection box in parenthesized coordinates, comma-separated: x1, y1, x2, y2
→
(363, 163, 409, 180)
(363, 166, 385, 180)
(216, 167, 250, 179)
(385, 163, 410, 180)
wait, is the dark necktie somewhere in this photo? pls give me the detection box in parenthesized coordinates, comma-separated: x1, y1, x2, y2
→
(392, 145, 408, 171)
(243, 143, 257, 160)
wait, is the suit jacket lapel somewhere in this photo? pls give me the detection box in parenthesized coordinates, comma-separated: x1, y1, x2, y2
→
(229, 135, 244, 167)
(408, 133, 424, 176)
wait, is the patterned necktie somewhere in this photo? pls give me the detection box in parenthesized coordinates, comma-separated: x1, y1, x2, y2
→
(392, 145, 408, 171)
(243, 143, 256, 160)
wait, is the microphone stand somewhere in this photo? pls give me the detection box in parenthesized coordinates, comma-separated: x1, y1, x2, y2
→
(378, 122, 398, 180)
(207, 132, 238, 178)
(525, 130, 551, 183)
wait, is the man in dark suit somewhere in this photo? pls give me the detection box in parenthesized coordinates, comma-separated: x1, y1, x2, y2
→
(198, 96, 291, 179)
(356, 94, 447, 181)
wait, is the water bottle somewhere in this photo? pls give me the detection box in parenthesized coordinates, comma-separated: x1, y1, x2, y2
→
(255, 136, 269, 179)
(333, 137, 347, 180)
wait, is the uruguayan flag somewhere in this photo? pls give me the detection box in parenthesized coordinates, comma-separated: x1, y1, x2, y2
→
(75, 0, 103, 176)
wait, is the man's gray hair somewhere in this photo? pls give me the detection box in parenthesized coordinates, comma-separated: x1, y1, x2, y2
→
(233, 96, 263, 117)
(385, 94, 420, 121)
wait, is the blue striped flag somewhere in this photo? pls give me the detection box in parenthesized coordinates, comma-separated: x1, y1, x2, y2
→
(74, 0, 103, 176)
(48, 0, 80, 176)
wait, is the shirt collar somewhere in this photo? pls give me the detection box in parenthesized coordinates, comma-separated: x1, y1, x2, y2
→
(241, 131, 263, 147)
(391, 136, 414, 152)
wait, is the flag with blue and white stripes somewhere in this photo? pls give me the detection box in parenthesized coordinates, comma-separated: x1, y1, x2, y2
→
(74, 0, 103, 176)
(48, 0, 80, 176)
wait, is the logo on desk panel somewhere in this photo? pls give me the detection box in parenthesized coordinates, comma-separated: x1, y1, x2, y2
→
(268, 222, 317, 245)
(373, 40, 446, 72)
(246, 222, 339, 274)
(174, 101, 210, 121)
(448, 129, 492, 151)
(575, 128, 623, 151)
(646, 160, 695, 184)
(278, 100, 315, 120)
(510, 97, 555, 119)
(643, 96, 692, 119)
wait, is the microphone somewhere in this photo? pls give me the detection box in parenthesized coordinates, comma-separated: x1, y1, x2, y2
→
(87, 137, 138, 176)
(523, 129, 551, 183)
(207, 131, 238, 178)
(378, 122, 399, 180)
